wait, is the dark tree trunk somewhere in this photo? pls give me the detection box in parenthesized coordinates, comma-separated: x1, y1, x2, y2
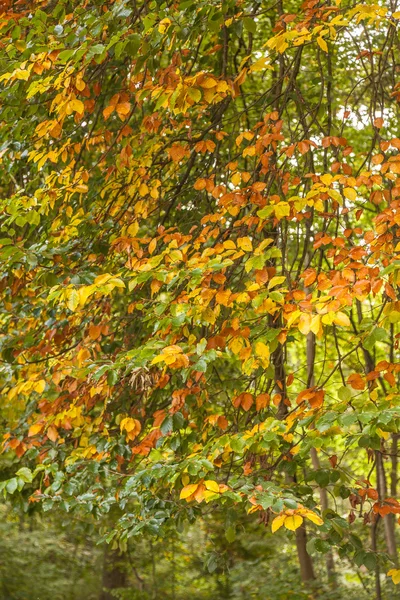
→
(100, 547, 127, 600)
(295, 524, 315, 582)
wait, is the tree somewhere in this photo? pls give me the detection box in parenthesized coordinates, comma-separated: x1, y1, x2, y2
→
(1, 0, 400, 596)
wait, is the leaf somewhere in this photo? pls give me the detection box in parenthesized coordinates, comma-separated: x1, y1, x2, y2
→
(47, 426, 58, 442)
(89, 323, 102, 340)
(254, 341, 270, 367)
(239, 392, 253, 411)
(237, 236, 253, 252)
(304, 511, 323, 526)
(66, 289, 80, 312)
(275, 202, 290, 219)
(6, 478, 18, 494)
(298, 313, 311, 335)
(204, 480, 220, 493)
(69, 98, 84, 113)
(338, 386, 352, 401)
(333, 312, 350, 327)
(317, 37, 328, 52)
(256, 393, 270, 411)
(225, 526, 236, 543)
(347, 373, 365, 390)
(284, 515, 303, 531)
(271, 514, 286, 533)
(34, 380, 46, 393)
(180, 484, 198, 500)
(343, 187, 356, 201)
(16, 467, 33, 483)
(28, 423, 43, 436)
(320, 174, 332, 185)
(268, 276, 285, 289)
(243, 17, 257, 33)
(388, 569, 400, 585)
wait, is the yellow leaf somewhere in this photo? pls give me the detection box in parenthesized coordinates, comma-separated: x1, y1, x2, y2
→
(275, 202, 290, 219)
(304, 511, 323, 526)
(230, 337, 244, 355)
(94, 274, 113, 285)
(317, 36, 328, 52)
(69, 98, 84, 114)
(77, 348, 90, 366)
(388, 569, 400, 584)
(151, 354, 166, 365)
(231, 172, 241, 186)
(333, 311, 351, 327)
(34, 380, 46, 394)
(237, 236, 253, 252)
(328, 189, 343, 205)
(287, 309, 301, 329)
(343, 187, 356, 201)
(216, 290, 231, 306)
(116, 102, 131, 118)
(79, 285, 95, 308)
(28, 423, 43, 437)
(200, 77, 217, 89)
(268, 276, 286, 290)
(254, 342, 270, 367)
(320, 173, 332, 186)
(298, 313, 311, 335)
(103, 105, 115, 120)
(284, 515, 303, 531)
(139, 183, 149, 196)
(180, 483, 199, 500)
(310, 314, 321, 335)
(66, 288, 80, 312)
(204, 480, 220, 493)
(271, 514, 286, 533)
(249, 56, 273, 73)
(158, 17, 171, 33)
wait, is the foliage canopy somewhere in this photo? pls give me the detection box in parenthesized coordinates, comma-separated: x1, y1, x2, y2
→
(2, 0, 400, 596)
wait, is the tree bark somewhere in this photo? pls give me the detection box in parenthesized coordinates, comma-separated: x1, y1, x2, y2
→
(273, 327, 316, 584)
(355, 300, 398, 564)
(371, 516, 382, 600)
(295, 524, 315, 582)
(308, 331, 336, 582)
(376, 449, 398, 563)
(100, 547, 127, 600)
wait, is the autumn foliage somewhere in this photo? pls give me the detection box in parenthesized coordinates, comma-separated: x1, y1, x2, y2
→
(1, 0, 400, 596)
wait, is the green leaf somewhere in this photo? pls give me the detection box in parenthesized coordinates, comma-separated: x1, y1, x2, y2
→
(6, 478, 18, 494)
(338, 386, 352, 401)
(243, 17, 257, 33)
(16, 467, 33, 483)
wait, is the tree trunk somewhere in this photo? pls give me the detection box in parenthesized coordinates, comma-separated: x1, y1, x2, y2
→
(371, 516, 382, 600)
(355, 300, 398, 564)
(273, 328, 316, 584)
(295, 524, 315, 582)
(376, 450, 398, 563)
(100, 547, 127, 600)
(391, 434, 398, 498)
(308, 331, 336, 582)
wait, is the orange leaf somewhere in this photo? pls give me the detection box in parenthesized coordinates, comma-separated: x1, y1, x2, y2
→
(347, 373, 365, 390)
(28, 423, 43, 437)
(89, 323, 101, 340)
(47, 426, 58, 442)
(256, 393, 270, 411)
